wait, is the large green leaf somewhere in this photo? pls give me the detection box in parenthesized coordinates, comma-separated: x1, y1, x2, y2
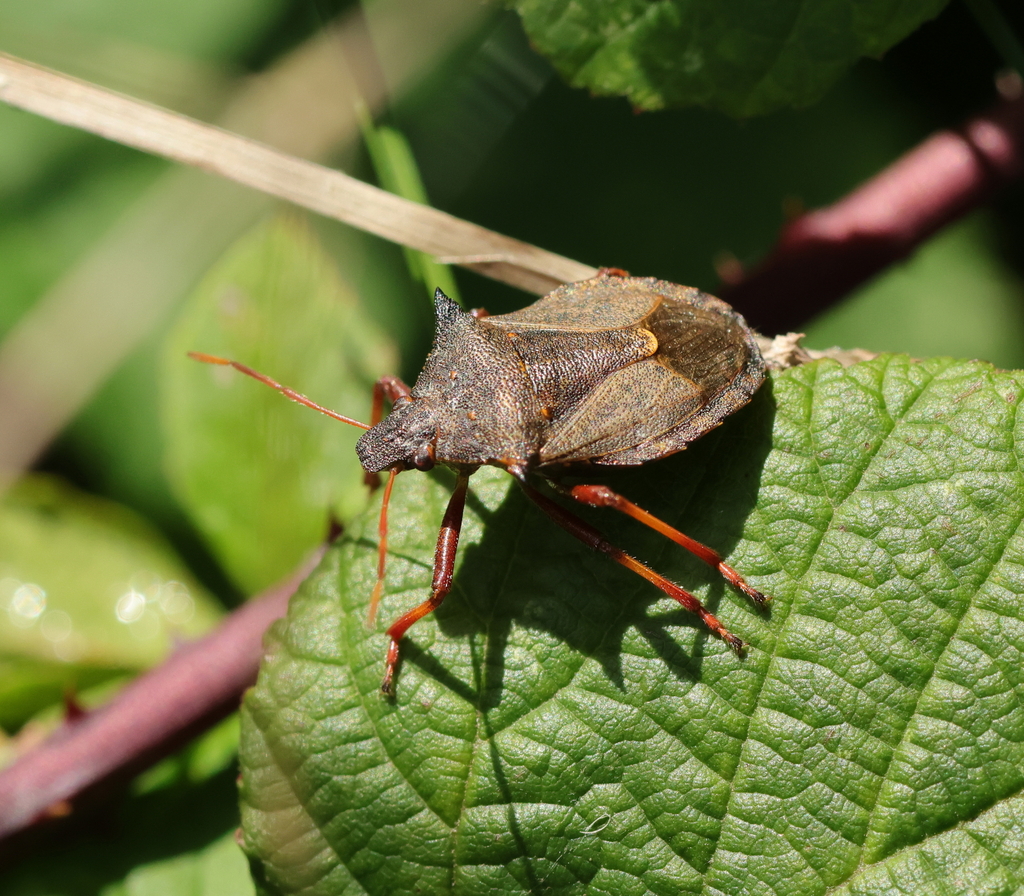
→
(0, 475, 222, 732)
(511, 0, 949, 115)
(239, 355, 1024, 894)
(161, 216, 398, 595)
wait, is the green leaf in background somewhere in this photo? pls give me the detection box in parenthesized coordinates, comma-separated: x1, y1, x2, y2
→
(0, 475, 222, 733)
(98, 830, 253, 896)
(161, 216, 398, 596)
(2, 796, 253, 896)
(361, 120, 462, 306)
(100, 830, 254, 896)
(0, 0, 284, 68)
(0, 0, 289, 336)
(511, 0, 950, 115)
(2, 716, 251, 896)
(240, 355, 1024, 894)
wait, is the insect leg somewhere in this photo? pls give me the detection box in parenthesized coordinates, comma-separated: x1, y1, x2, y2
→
(369, 376, 412, 426)
(519, 482, 745, 653)
(364, 376, 413, 489)
(367, 467, 400, 626)
(381, 471, 471, 695)
(562, 484, 768, 605)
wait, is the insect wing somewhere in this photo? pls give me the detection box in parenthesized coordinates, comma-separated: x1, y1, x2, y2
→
(539, 358, 705, 463)
(520, 277, 765, 467)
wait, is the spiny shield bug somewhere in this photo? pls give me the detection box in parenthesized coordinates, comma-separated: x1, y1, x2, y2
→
(192, 271, 769, 695)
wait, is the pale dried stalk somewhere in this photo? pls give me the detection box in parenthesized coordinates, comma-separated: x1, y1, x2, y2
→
(0, 52, 596, 294)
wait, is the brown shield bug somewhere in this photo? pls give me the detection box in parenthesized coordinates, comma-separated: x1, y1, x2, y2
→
(191, 271, 769, 695)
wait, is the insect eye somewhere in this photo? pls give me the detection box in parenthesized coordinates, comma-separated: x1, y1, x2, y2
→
(411, 441, 436, 471)
(392, 395, 412, 411)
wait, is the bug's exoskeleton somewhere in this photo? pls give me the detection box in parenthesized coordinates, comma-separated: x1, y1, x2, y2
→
(192, 271, 768, 696)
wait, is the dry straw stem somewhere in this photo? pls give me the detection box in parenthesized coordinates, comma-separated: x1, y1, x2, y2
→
(0, 51, 596, 295)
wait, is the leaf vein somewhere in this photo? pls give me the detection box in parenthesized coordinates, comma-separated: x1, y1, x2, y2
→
(858, 365, 1024, 857)
(702, 358, 940, 889)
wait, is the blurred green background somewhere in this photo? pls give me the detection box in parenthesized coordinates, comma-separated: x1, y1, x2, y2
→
(2, 0, 1024, 892)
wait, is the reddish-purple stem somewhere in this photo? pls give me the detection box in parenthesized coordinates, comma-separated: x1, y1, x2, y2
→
(725, 88, 1024, 333)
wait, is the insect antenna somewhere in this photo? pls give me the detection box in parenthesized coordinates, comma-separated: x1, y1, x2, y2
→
(188, 352, 371, 429)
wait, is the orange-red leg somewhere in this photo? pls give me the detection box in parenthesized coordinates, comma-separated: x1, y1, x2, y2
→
(521, 482, 745, 653)
(563, 484, 769, 605)
(381, 471, 471, 695)
(367, 467, 400, 626)
(369, 375, 412, 426)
